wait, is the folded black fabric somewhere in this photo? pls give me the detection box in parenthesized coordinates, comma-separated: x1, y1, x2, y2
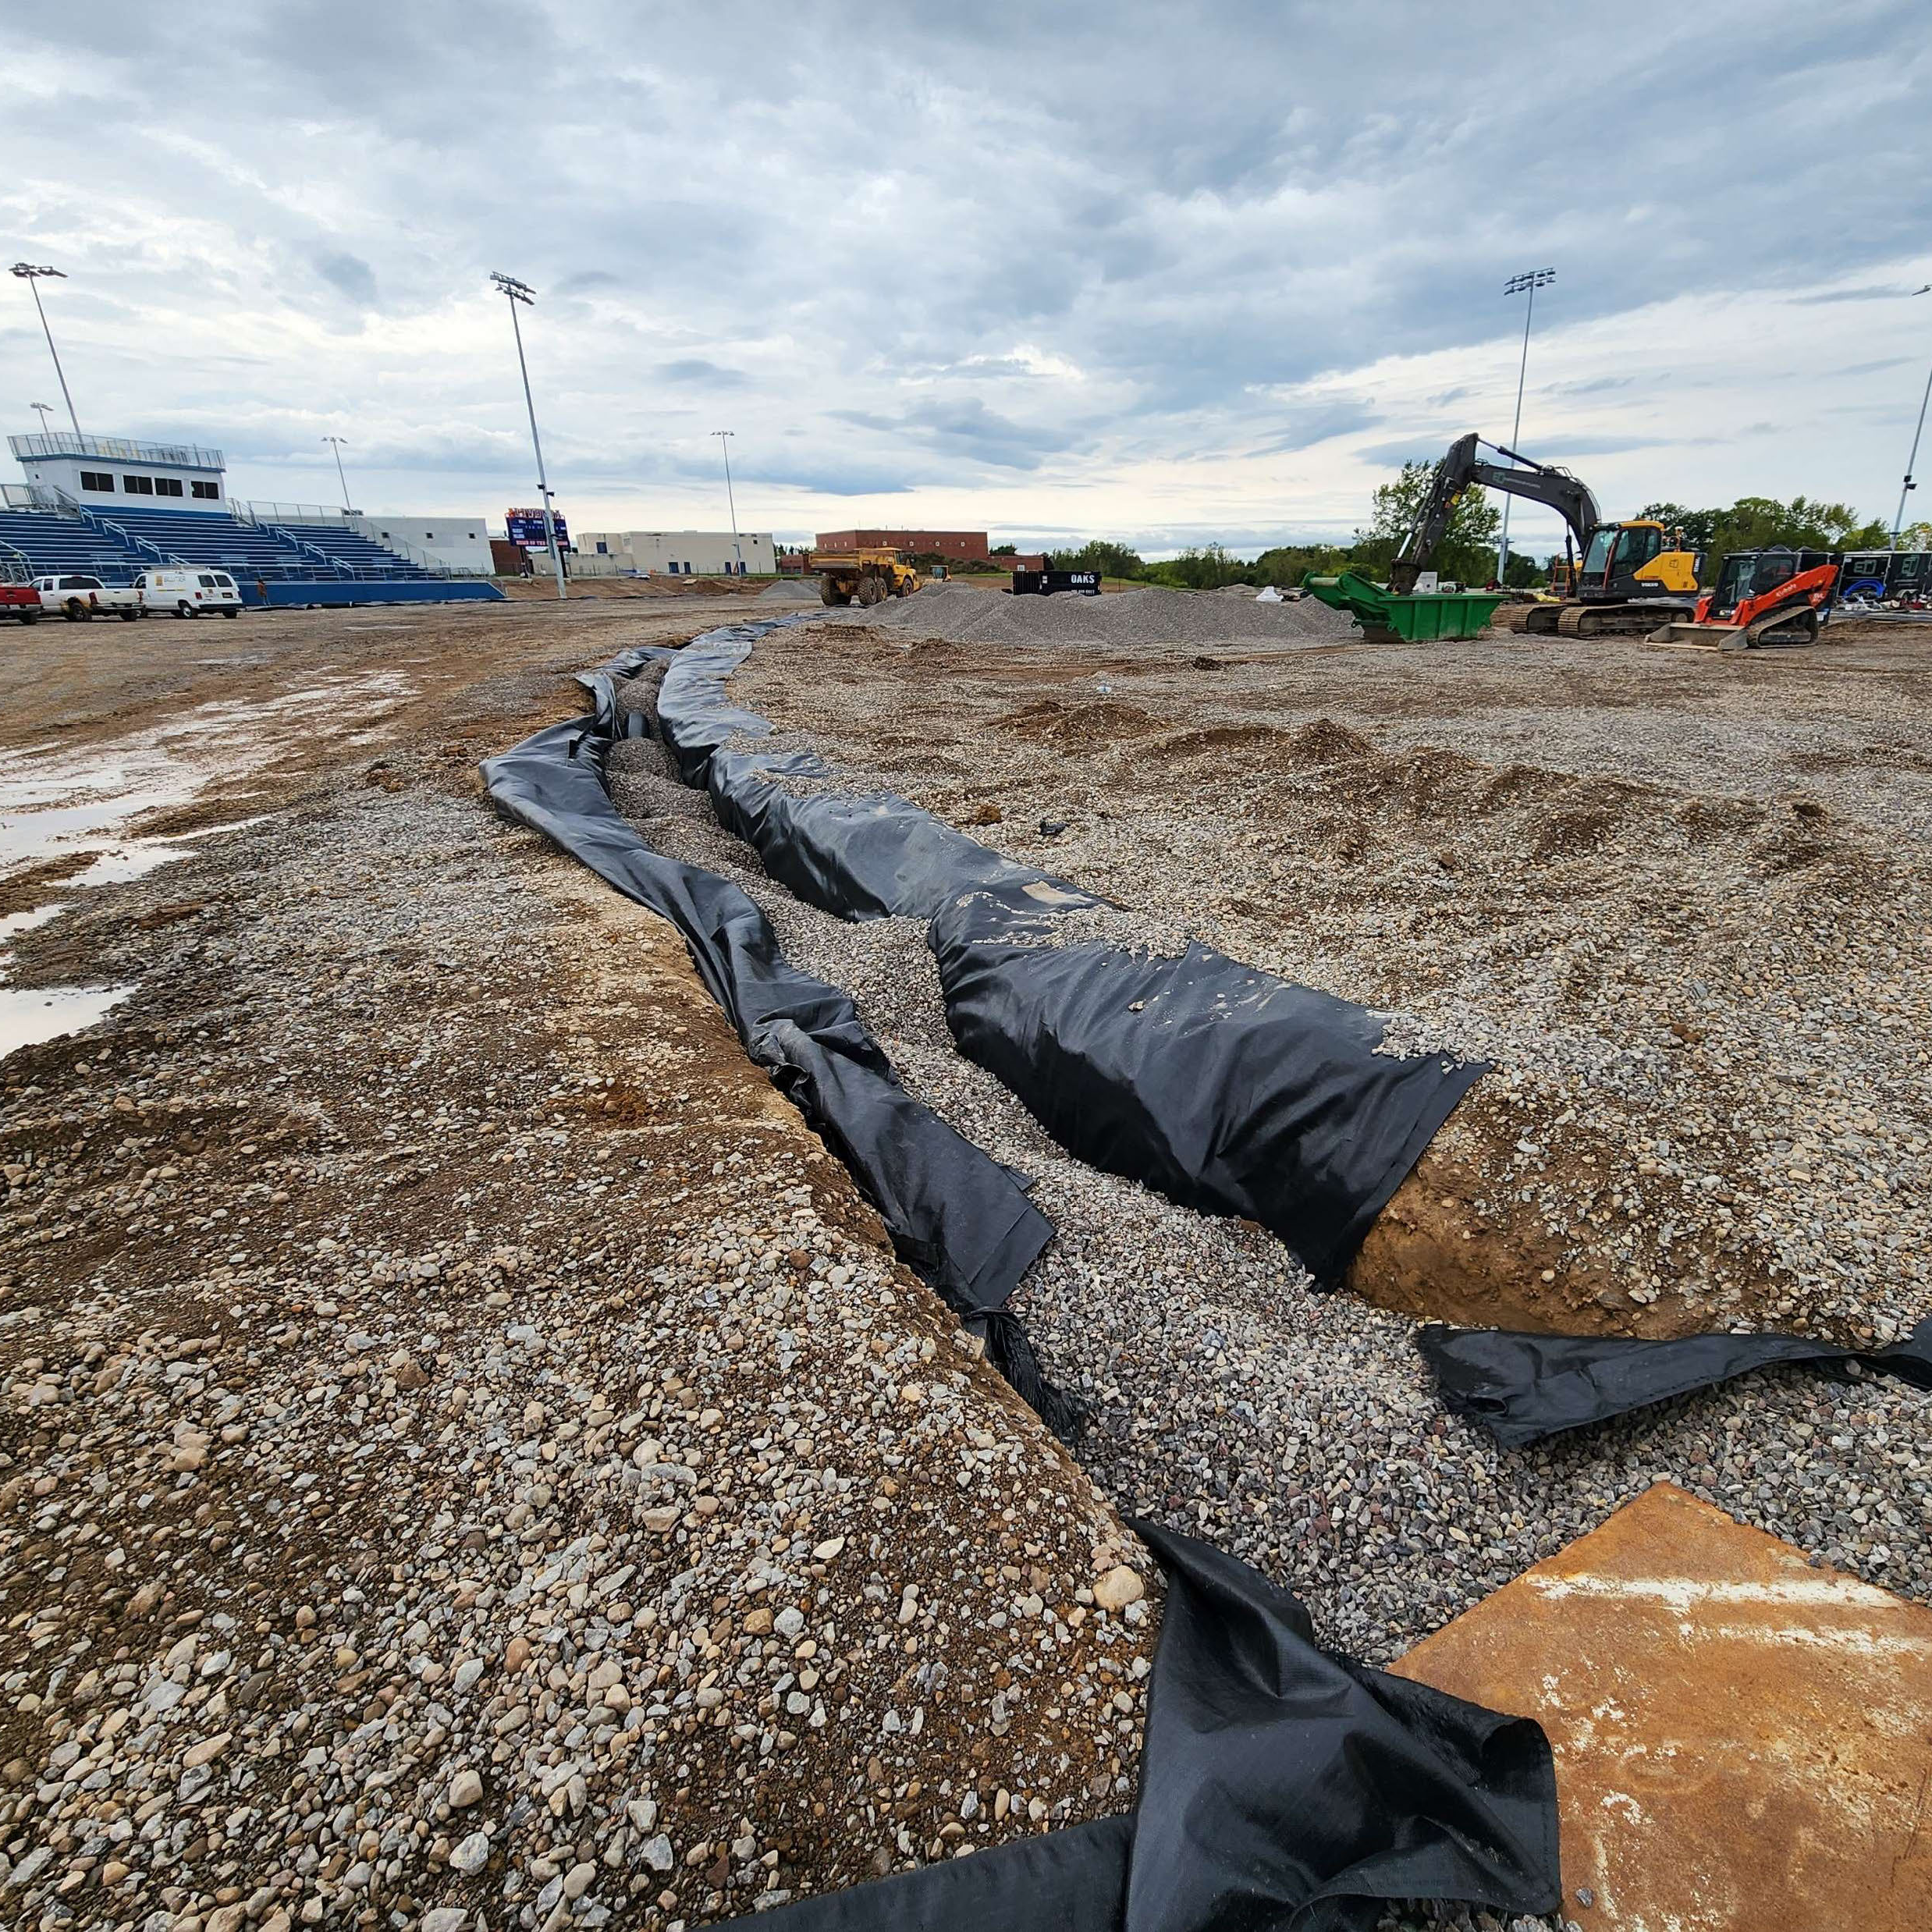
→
(478, 638, 1056, 1402)
(719, 1520, 1560, 1932)
(656, 632, 1482, 1284)
(1417, 1316, 1932, 1448)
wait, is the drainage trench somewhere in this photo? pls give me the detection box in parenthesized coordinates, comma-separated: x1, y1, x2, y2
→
(601, 692, 1932, 1661)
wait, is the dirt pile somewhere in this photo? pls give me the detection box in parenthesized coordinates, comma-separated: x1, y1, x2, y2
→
(856, 582, 1355, 649)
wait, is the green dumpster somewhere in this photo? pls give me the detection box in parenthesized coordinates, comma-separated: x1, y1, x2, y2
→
(1302, 570, 1504, 642)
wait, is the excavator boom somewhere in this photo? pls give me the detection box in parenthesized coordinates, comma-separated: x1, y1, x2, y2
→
(1390, 434, 1602, 595)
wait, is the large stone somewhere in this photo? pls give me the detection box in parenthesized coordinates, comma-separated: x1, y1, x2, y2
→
(1394, 1482, 1932, 1930)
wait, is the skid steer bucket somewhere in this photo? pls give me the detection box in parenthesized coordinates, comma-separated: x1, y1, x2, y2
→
(1302, 570, 1503, 642)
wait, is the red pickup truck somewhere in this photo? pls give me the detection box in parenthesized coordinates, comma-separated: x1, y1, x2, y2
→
(0, 581, 41, 625)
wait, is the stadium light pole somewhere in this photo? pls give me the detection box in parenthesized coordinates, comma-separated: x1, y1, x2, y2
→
(30, 403, 54, 434)
(1496, 268, 1556, 588)
(712, 430, 743, 573)
(322, 435, 354, 513)
(1890, 283, 1932, 545)
(491, 271, 566, 600)
(11, 265, 82, 439)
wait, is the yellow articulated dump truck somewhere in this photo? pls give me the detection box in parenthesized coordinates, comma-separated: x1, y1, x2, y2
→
(813, 548, 922, 606)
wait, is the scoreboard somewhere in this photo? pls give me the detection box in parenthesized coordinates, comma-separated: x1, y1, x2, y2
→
(506, 506, 569, 550)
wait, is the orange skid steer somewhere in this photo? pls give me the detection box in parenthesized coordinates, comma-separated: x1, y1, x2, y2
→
(1648, 548, 1839, 649)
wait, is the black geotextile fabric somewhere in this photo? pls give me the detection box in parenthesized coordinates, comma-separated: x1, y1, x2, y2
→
(478, 634, 1066, 1422)
(721, 1520, 1560, 1932)
(1419, 1313, 1932, 1449)
(655, 631, 1485, 1286)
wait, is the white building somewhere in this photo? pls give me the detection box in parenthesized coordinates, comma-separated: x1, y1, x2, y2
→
(11, 432, 229, 510)
(578, 529, 774, 576)
(350, 516, 492, 574)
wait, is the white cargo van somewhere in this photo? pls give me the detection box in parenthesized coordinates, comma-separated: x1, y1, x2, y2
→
(137, 568, 243, 618)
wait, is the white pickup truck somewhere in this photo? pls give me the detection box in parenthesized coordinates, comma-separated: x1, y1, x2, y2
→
(34, 574, 142, 622)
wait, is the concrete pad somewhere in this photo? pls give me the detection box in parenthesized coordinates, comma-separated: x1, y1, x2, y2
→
(1393, 1482, 1932, 1930)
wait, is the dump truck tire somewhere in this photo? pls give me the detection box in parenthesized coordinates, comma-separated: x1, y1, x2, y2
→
(819, 577, 847, 606)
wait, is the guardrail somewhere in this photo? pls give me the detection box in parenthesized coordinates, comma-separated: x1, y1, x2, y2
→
(8, 432, 225, 468)
(236, 499, 357, 524)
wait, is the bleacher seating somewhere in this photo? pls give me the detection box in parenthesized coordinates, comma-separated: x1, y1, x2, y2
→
(0, 504, 433, 587)
(268, 521, 432, 579)
(0, 509, 147, 583)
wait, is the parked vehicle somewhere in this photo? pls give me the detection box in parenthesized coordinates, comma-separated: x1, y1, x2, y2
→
(1, 580, 40, 625)
(136, 568, 243, 618)
(33, 574, 141, 623)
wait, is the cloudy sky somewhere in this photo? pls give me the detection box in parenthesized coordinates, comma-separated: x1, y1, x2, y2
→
(6, 0, 1930, 556)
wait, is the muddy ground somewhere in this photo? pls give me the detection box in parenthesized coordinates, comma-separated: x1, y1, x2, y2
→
(0, 599, 1157, 1930)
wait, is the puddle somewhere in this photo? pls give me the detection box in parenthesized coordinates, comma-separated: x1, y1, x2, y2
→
(0, 670, 411, 1060)
(0, 982, 131, 1058)
(0, 904, 129, 1058)
(0, 671, 413, 882)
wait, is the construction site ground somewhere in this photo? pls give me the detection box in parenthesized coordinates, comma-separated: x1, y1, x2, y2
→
(0, 598, 1159, 1932)
(3, 588, 1928, 1930)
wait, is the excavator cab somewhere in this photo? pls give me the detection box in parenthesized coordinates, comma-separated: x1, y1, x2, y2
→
(1575, 520, 1698, 602)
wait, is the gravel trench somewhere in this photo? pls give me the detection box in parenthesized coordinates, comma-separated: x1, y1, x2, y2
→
(606, 726, 1932, 1669)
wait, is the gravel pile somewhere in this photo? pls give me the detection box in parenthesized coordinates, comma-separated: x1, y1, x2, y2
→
(851, 582, 1353, 649)
(604, 725, 1932, 1678)
(755, 581, 821, 606)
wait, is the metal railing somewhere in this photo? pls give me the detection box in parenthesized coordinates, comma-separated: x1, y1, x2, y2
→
(2, 482, 66, 512)
(8, 431, 225, 469)
(235, 499, 356, 524)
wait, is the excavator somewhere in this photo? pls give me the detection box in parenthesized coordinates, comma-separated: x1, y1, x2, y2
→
(1390, 433, 1699, 637)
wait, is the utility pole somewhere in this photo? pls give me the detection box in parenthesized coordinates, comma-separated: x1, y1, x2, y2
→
(1891, 284, 1932, 545)
(491, 272, 566, 600)
(712, 430, 742, 573)
(1497, 268, 1555, 588)
(322, 435, 353, 512)
(11, 265, 82, 438)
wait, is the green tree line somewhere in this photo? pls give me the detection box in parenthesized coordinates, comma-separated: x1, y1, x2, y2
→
(1048, 474, 1902, 592)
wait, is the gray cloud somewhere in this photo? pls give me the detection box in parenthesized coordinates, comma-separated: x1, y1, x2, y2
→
(3, 0, 1927, 538)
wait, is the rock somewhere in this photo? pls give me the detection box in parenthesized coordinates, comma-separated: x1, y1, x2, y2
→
(743, 1608, 773, 1635)
(812, 1536, 846, 1560)
(640, 1834, 674, 1872)
(182, 1731, 232, 1769)
(421, 1911, 467, 1932)
(775, 1607, 805, 1640)
(1094, 1565, 1145, 1611)
(449, 1830, 492, 1876)
(448, 1768, 484, 1808)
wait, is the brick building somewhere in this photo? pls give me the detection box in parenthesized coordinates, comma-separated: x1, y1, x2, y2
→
(815, 528, 989, 564)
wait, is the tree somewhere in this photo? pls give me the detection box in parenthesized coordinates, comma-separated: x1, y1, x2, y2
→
(1142, 543, 1250, 590)
(1501, 549, 1542, 589)
(991, 542, 1017, 556)
(1251, 542, 1353, 588)
(1046, 538, 1146, 579)
(1641, 496, 1888, 572)
(1636, 503, 1721, 552)
(1354, 461, 1501, 587)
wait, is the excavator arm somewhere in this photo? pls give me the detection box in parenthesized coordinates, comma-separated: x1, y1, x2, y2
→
(1388, 433, 1603, 594)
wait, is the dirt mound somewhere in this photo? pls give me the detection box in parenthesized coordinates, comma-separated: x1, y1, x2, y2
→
(1001, 699, 1162, 750)
(1148, 723, 1298, 765)
(1286, 718, 1376, 766)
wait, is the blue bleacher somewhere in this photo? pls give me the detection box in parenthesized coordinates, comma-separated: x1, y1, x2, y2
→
(268, 521, 432, 579)
(0, 504, 432, 586)
(0, 509, 148, 583)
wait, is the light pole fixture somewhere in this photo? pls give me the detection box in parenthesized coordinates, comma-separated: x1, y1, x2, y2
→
(491, 271, 566, 600)
(1891, 283, 1932, 546)
(30, 403, 54, 433)
(322, 435, 354, 513)
(1496, 267, 1556, 586)
(712, 429, 743, 573)
(11, 264, 82, 439)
